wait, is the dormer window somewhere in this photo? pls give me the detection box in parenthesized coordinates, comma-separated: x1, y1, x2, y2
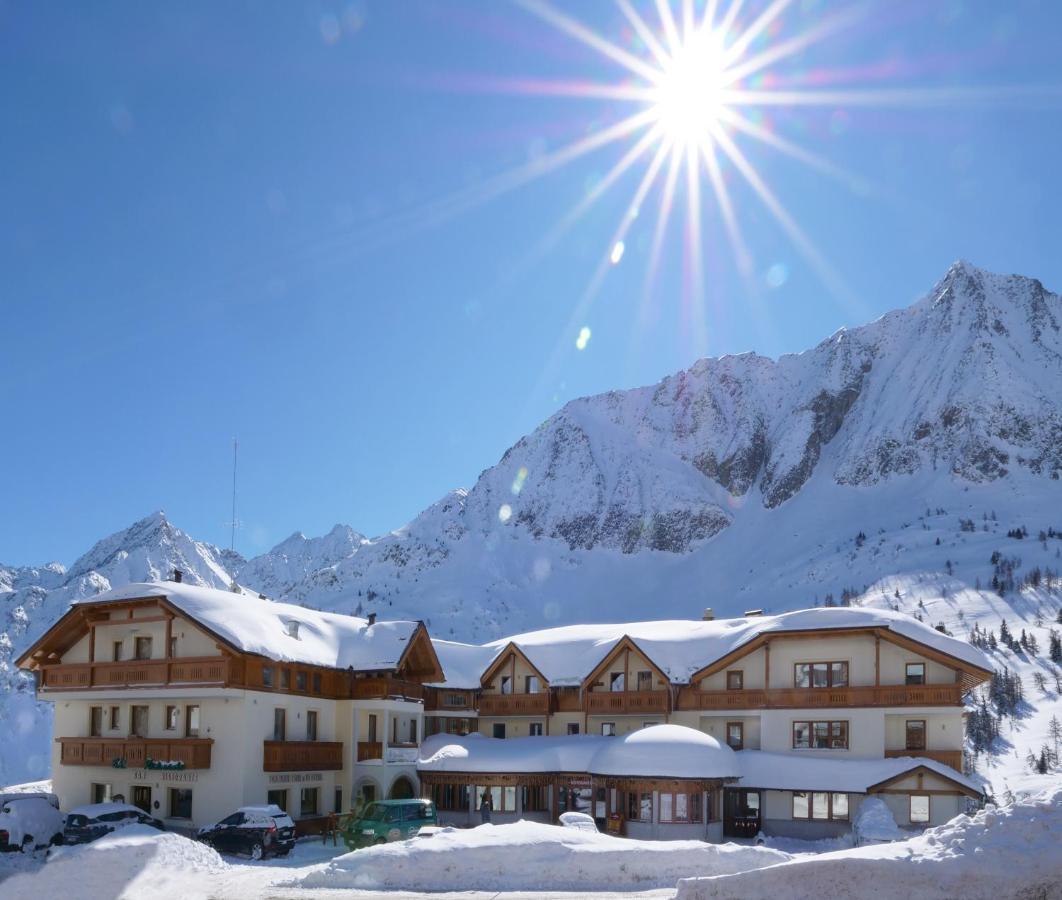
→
(285, 621, 301, 640)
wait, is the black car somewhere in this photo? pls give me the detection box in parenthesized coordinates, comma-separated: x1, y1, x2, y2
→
(63, 803, 165, 845)
(197, 805, 296, 860)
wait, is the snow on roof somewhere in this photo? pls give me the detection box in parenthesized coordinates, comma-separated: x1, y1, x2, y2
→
(73, 582, 419, 671)
(735, 751, 983, 795)
(469, 606, 992, 686)
(419, 725, 740, 781)
(68, 802, 144, 817)
(428, 639, 502, 689)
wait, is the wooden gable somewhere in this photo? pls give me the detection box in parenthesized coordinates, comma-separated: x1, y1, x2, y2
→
(480, 642, 548, 689)
(580, 635, 670, 690)
(396, 621, 445, 683)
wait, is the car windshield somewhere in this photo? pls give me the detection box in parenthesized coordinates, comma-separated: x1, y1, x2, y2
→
(361, 803, 398, 822)
(66, 815, 88, 828)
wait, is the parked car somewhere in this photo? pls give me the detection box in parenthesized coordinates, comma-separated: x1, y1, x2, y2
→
(558, 811, 598, 833)
(196, 805, 295, 860)
(63, 803, 165, 845)
(341, 799, 437, 850)
(0, 796, 65, 851)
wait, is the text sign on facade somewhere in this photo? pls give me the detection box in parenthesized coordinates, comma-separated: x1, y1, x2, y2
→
(268, 773, 324, 784)
(131, 769, 199, 783)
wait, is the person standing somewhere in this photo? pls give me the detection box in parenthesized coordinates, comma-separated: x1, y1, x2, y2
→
(480, 791, 492, 824)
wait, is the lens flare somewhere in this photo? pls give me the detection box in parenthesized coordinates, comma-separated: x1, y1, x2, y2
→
(498, 504, 513, 523)
(575, 326, 592, 350)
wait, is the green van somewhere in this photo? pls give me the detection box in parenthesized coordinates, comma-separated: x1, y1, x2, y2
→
(341, 799, 438, 850)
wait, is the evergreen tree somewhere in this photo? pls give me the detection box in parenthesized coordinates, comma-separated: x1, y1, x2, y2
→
(999, 619, 1012, 647)
(1049, 630, 1062, 664)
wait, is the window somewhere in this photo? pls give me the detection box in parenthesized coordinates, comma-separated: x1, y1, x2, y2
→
(280, 668, 291, 690)
(905, 719, 927, 751)
(312, 672, 323, 694)
(367, 713, 378, 742)
(267, 789, 287, 812)
(500, 675, 512, 695)
(567, 722, 580, 735)
(726, 721, 744, 751)
(433, 784, 470, 811)
(409, 719, 417, 743)
(169, 788, 193, 819)
(445, 693, 466, 707)
(90, 706, 103, 737)
(529, 722, 543, 736)
(169, 636, 177, 657)
(273, 708, 286, 742)
(165, 706, 178, 731)
(601, 722, 616, 737)
(262, 666, 274, 688)
(525, 675, 540, 694)
(726, 670, 744, 691)
(794, 662, 848, 688)
(112, 641, 123, 662)
(306, 711, 318, 742)
(134, 637, 152, 660)
(300, 787, 319, 817)
(131, 705, 149, 738)
(522, 785, 549, 812)
(609, 672, 625, 692)
(626, 791, 653, 822)
(659, 792, 703, 823)
(476, 786, 516, 812)
(906, 663, 926, 685)
(91, 783, 111, 805)
(792, 791, 849, 820)
(637, 670, 653, 691)
(295, 671, 307, 692)
(185, 704, 200, 738)
(109, 706, 120, 731)
(334, 787, 343, 814)
(910, 794, 930, 824)
(492, 723, 506, 739)
(792, 720, 848, 750)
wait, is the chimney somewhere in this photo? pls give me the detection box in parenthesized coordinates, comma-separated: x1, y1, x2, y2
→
(367, 612, 377, 626)
(702, 607, 715, 621)
(172, 569, 183, 583)
(743, 608, 764, 617)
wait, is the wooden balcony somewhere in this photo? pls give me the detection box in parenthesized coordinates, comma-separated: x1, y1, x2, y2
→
(676, 683, 963, 711)
(884, 748, 964, 772)
(39, 657, 229, 691)
(586, 690, 669, 715)
(479, 692, 550, 717)
(357, 741, 383, 761)
(58, 737, 213, 769)
(351, 677, 424, 702)
(423, 688, 478, 711)
(263, 740, 344, 772)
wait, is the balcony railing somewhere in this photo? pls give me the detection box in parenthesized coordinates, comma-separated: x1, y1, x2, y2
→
(263, 740, 344, 772)
(884, 748, 964, 772)
(586, 690, 669, 715)
(39, 657, 229, 691)
(385, 744, 419, 764)
(676, 683, 963, 711)
(58, 737, 213, 769)
(357, 741, 383, 761)
(351, 677, 424, 702)
(478, 692, 550, 717)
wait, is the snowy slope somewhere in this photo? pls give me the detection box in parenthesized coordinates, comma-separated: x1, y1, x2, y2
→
(3, 261, 1060, 789)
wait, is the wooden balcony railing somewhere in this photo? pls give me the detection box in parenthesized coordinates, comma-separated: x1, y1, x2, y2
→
(39, 657, 229, 691)
(676, 683, 963, 711)
(357, 741, 383, 761)
(586, 690, 669, 715)
(351, 677, 424, 702)
(58, 737, 213, 769)
(263, 740, 344, 772)
(478, 692, 550, 717)
(884, 748, 964, 772)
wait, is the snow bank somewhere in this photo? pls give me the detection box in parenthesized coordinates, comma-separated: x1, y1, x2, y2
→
(852, 796, 903, 844)
(676, 787, 1062, 900)
(0, 826, 225, 900)
(298, 820, 791, 892)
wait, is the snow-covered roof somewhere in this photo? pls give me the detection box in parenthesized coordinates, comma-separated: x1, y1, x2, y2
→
(456, 606, 992, 687)
(735, 751, 983, 796)
(419, 725, 740, 781)
(68, 802, 145, 817)
(428, 640, 501, 689)
(72, 582, 421, 671)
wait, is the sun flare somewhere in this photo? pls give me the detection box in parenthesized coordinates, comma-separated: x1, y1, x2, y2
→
(650, 27, 728, 148)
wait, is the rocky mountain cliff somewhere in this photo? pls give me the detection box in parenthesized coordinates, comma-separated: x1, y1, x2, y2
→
(3, 261, 1062, 784)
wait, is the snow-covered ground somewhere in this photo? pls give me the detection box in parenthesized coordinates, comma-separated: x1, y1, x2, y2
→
(676, 786, 1062, 900)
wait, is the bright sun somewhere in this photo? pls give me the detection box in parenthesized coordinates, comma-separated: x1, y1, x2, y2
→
(651, 29, 729, 147)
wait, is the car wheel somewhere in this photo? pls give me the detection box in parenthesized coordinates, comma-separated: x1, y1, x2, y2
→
(50, 833, 63, 847)
(249, 841, 264, 861)
(374, 837, 387, 846)
(20, 836, 34, 853)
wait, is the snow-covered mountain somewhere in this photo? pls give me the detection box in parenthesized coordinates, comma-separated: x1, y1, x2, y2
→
(3, 261, 1061, 791)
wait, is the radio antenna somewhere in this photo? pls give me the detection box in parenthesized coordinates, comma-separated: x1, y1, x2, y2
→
(229, 438, 239, 552)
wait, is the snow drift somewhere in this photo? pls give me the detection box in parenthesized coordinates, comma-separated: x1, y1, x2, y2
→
(676, 787, 1062, 900)
(297, 820, 792, 892)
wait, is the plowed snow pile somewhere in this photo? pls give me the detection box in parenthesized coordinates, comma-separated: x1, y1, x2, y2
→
(677, 787, 1062, 900)
(298, 820, 791, 892)
(0, 825, 225, 900)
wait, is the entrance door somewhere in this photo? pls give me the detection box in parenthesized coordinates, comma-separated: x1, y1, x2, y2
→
(132, 786, 152, 814)
(723, 789, 761, 838)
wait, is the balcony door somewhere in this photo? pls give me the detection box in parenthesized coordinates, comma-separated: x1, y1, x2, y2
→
(132, 786, 152, 814)
(131, 705, 149, 738)
(273, 708, 286, 742)
(367, 713, 378, 743)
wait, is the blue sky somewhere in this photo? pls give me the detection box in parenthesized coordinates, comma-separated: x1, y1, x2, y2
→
(3, 0, 1061, 565)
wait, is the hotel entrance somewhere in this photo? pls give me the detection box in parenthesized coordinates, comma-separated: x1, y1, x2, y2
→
(723, 788, 761, 838)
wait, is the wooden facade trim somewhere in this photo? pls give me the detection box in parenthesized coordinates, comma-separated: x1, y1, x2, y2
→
(580, 636, 669, 693)
(479, 643, 549, 691)
(866, 765, 981, 798)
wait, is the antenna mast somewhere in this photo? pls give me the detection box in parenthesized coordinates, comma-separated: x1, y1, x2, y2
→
(230, 438, 238, 552)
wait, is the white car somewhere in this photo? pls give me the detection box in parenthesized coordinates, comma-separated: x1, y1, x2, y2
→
(558, 811, 598, 832)
(0, 796, 65, 851)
